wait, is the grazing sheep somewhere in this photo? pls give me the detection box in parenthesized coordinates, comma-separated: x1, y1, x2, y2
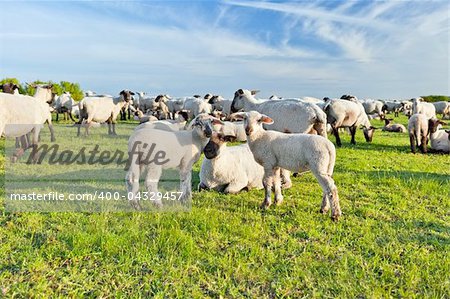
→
(199, 132, 264, 193)
(234, 111, 341, 221)
(77, 90, 134, 136)
(412, 97, 436, 120)
(323, 96, 375, 147)
(408, 113, 432, 153)
(382, 119, 407, 133)
(231, 89, 327, 137)
(382, 100, 404, 117)
(126, 114, 214, 208)
(432, 101, 450, 119)
(428, 118, 450, 153)
(361, 99, 385, 119)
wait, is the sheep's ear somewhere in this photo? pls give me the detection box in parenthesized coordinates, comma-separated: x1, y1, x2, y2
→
(251, 90, 260, 95)
(260, 115, 274, 124)
(222, 135, 237, 143)
(129, 91, 135, 95)
(231, 112, 246, 120)
(445, 130, 450, 134)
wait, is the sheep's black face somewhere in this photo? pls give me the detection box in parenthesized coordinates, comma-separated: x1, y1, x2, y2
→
(363, 127, 375, 142)
(194, 120, 212, 138)
(203, 139, 220, 159)
(231, 89, 244, 113)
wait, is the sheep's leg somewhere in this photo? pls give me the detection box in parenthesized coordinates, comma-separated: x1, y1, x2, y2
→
(29, 128, 40, 163)
(409, 134, 416, 153)
(281, 169, 292, 189)
(68, 110, 77, 122)
(262, 170, 273, 209)
(145, 166, 163, 207)
(314, 172, 341, 221)
(47, 121, 56, 142)
(420, 134, 427, 154)
(56, 112, 59, 122)
(179, 168, 192, 203)
(126, 149, 143, 210)
(273, 167, 284, 206)
(349, 125, 357, 145)
(224, 179, 248, 194)
(332, 127, 342, 147)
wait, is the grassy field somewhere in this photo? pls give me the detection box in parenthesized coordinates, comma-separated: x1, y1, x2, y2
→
(0, 115, 449, 298)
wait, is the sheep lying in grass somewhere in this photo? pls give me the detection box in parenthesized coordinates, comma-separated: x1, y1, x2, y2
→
(126, 114, 214, 208)
(234, 111, 341, 221)
(231, 89, 327, 137)
(324, 96, 375, 147)
(428, 118, 450, 153)
(408, 113, 432, 154)
(382, 119, 407, 133)
(199, 131, 264, 193)
(382, 100, 404, 117)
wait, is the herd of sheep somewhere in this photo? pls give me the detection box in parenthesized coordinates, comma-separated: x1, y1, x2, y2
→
(1, 82, 449, 220)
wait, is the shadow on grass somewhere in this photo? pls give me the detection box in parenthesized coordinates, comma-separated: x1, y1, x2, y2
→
(343, 169, 450, 184)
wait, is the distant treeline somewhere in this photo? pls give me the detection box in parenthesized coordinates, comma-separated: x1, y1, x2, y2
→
(0, 77, 84, 101)
(421, 95, 450, 103)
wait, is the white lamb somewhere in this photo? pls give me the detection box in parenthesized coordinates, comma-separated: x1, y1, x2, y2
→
(126, 114, 214, 208)
(183, 96, 212, 119)
(432, 101, 450, 119)
(234, 111, 341, 221)
(231, 89, 327, 137)
(428, 118, 450, 153)
(199, 132, 264, 193)
(412, 97, 436, 120)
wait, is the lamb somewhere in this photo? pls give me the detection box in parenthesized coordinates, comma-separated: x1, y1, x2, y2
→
(136, 92, 157, 113)
(408, 113, 433, 153)
(428, 118, 450, 153)
(134, 112, 188, 131)
(361, 99, 385, 119)
(134, 110, 158, 123)
(77, 90, 134, 136)
(165, 98, 185, 119)
(232, 111, 341, 220)
(126, 114, 214, 208)
(323, 96, 375, 147)
(231, 89, 327, 137)
(382, 119, 407, 133)
(412, 97, 436, 120)
(0, 84, 56, 162)
(402, 100, 414, 117)
(198, 132, 264, 193)
(153, 94, 171, 119)
(432, 101, 450, 119)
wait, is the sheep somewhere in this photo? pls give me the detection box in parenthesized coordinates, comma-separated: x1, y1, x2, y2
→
(153, 94, 171, 119)
(136, 91, 157, 113)
(120, 93, 136, 120)
(53, 92, 77, 121)
(1, 82, 20, 94)
(134, 109, 158, 123)
(135, 112, 188, 131)
(233, 111, 341, 220)
(231, 89, 327, 137)
(402, 100, 414, 117)
(126, 114, 214, 208)
(432, 101, 450, 119)
(407, 113, 433, 154)
(382, 119, 407, 133)
(0, 84, 56, 162)
(199, 132, 264, 193)
(427, 118, 450, 153)
(183, 96, 212, 119)
(323, 96, 375, 147)
(361, 99, 385, 119)
(212, 119, 246, 142)
(165, 98, 185, 119)
(382, 100, 404, 117)
(412, 97, 436, 120)
(77, 90, 134, 136)
(208, 95, 233, 116)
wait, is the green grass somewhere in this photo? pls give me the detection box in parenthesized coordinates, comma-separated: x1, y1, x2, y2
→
(0, 116, 449, 298)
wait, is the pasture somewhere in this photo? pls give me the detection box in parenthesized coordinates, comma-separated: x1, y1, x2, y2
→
(0, 115, 449, 297)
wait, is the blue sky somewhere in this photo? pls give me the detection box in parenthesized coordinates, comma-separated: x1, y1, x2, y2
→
(0, 0, 448, 99)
